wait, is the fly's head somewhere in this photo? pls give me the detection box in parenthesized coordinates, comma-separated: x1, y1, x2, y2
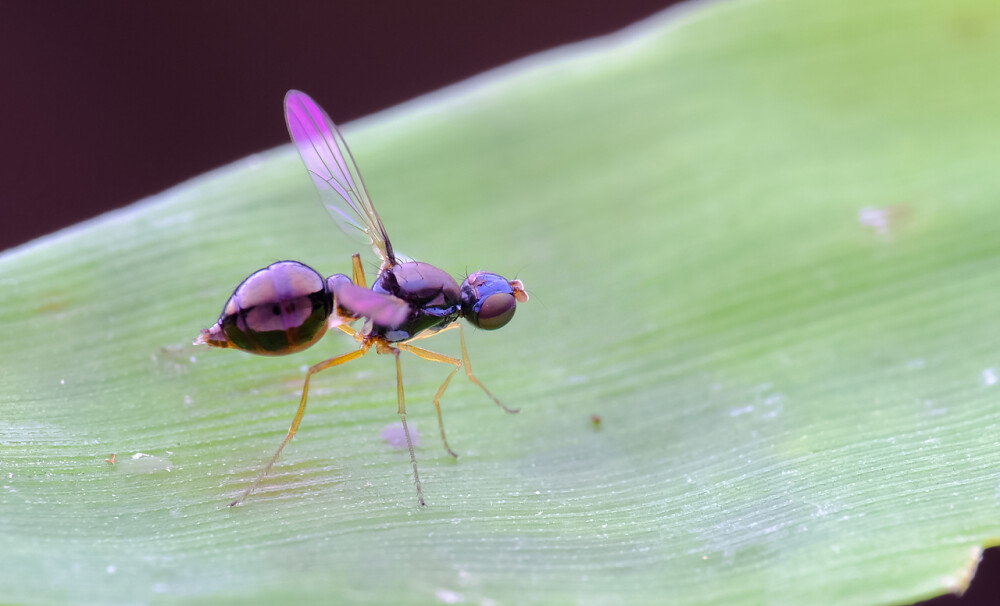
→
(459, 272, 528, 330)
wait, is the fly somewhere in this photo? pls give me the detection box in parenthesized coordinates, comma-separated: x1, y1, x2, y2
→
(196, 90, 528, 507)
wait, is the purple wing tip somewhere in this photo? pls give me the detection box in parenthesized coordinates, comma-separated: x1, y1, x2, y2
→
(284, 89, 336, 144)
(284, 89, 309, 111)
(284, 89, 312, 127)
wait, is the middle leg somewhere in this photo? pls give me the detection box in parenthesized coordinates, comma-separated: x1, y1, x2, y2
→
(379, 342, 426, 507)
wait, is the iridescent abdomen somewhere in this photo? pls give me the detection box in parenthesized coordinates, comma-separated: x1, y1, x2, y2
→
(210, 261, 332, 355)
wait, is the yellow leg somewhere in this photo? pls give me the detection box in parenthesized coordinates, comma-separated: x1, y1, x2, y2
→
(387, 346, 425, 507)
(403, 322, 458, 343)
(397, 323, 518, 459)
(338, 323, 367, 346)
(230, 343, 371, 506)
(351, 253, 367, 288)
(405, 324, 516, 412)
(397, 342, 461, 458)
(457, 323, 519, 414)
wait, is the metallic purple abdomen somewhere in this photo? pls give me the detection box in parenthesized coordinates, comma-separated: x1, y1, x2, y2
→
(217, 261, 332, 355)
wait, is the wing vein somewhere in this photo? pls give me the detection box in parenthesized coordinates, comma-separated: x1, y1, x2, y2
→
(284, 90, 396, 268)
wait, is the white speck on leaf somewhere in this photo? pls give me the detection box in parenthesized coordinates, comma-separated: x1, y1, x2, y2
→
(858, 206, 891, 235)
(436, 588, 463, 604)
(923, 400, 947, 416)
(125, 453, 173, 473)
(982, 368, 997, 386)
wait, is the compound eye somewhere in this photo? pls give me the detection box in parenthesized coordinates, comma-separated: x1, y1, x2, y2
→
(474, 292, 517, 330)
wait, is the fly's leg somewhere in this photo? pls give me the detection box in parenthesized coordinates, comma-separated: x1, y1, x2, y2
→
(457, 323, 519, 414)
(381, 343, 426, 507)
(230, 341, 371, 506)
(404, 322, 459, 343)
(351, 253, 367, 288)
(396, 342, 461, 458)
(397, 324, 519, 459)
(407, 324, 519, 414)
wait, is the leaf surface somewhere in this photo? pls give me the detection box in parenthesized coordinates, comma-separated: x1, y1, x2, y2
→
(3, 1, 1000, 604)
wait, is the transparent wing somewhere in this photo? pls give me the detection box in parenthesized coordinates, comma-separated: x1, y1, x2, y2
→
(284, 90, 395, 268)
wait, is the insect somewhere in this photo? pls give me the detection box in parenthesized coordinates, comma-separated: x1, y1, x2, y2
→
(195, 90, 528, 507)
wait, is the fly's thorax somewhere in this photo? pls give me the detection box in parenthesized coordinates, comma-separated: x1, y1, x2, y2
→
(197, 260, 332, 355)
(372, 262, 461, 309)
(369, 261, 462, 341)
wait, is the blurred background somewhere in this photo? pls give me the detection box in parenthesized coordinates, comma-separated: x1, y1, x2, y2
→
(1, 1, 676, 251)
(1, 2, 996, 604)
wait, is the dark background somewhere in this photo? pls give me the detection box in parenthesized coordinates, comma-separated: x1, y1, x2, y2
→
(1, 1, 675, 251)
(0, 2, 996, 604)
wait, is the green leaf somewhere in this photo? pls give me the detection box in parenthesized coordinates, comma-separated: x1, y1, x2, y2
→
(3, 0, 999, 604)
